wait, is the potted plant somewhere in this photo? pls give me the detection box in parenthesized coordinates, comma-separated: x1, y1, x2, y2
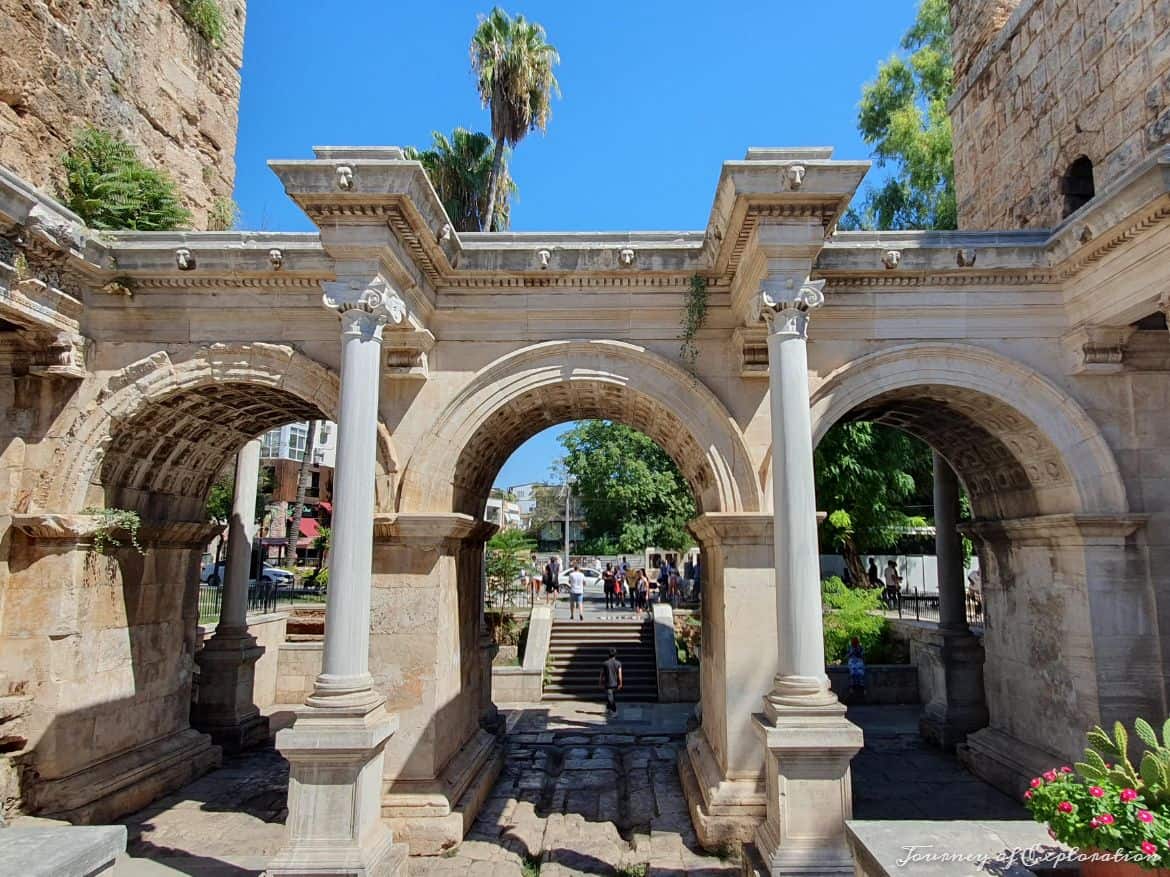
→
(1025, 719, 1170, 875)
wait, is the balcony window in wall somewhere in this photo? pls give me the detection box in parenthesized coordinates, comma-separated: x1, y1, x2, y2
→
(288, 423, 309, 462)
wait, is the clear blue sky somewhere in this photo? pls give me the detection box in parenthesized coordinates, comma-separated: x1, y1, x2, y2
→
(233, 0, 920, 481)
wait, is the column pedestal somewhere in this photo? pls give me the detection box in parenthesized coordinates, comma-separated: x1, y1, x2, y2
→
(916, 629, 988, 750)
(752, 704, 863, 876)
(192, 631, 268, 753)
(268, 701, 408, 877)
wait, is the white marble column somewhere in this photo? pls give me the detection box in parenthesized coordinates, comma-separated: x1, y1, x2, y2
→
(192, 439, 268, 752)
(270, 274, 408, 877)
(752, 277, 862, 876)
(934, 451, 968, 632)
(220, 438, 261, 632)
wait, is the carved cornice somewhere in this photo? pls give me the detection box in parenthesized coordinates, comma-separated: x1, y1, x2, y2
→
(724, 203, 838, 278)
(1056, 203, 1170, 278)
(818, 271, 1060, 289)
(438, 273, 728, 292)
(961, 514, 1147, 546)
(11, 514, 217, 547)
(128, 276, 331, 290)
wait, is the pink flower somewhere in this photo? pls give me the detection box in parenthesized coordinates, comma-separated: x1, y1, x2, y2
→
(1142, 841, 1158, 856)
(1061, 766, 1073, 774)
(1090, 817, 1101, 828)
(1099, 813, 1116, 825)
(1090, 786, 1105, 797)
(1024, 790, 1033, 800)
(1121, 789, 1139, 802)
(1031, 777, 1044, 788)
(1058, 801, 1073, 813)
(1138, 810, 1155, 824)
(1044, 770, 1058, 782)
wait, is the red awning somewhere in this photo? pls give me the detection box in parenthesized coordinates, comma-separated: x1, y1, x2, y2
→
(318, 501, 332, 514)
(298, 518, 319, 540)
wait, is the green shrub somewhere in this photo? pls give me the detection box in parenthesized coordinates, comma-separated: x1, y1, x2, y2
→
(61, 128, 191, 231)
(206, 196, 239, 231)
(822, 576, 903, 664)
(177, 0, 225, 45)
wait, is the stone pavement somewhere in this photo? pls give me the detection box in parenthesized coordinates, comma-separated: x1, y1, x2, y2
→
(105, 701, 1023, 875)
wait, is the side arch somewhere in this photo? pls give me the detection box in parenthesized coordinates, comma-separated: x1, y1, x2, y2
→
(808, 342, 1128, 519)
(397, 339, 763, 516)
(34, 342, 398, 518)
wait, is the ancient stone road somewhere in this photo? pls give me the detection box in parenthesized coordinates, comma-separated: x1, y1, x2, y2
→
(108, 702, 1023, 875)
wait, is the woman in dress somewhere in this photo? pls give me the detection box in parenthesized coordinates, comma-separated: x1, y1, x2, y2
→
(847, 636, 866, 697)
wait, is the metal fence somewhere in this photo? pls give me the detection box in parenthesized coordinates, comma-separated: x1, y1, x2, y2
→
(197, 583, 279, 626)
(484, 580, 535, 610)
(893, 588, 984, 627)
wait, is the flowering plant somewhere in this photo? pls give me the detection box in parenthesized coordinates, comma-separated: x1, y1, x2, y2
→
(1026, 719, 1170, 868)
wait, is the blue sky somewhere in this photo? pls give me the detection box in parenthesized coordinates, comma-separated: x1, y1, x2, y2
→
(233, 0, 920, 480)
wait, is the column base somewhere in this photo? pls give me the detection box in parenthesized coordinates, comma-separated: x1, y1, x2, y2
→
(382, 727, 503, 855)
(752, 702, 863, 876)
(269, 698, 407, 877)
(679, 730, 766, 850)
(35, 729, 221, 824)
(957, 726, 1064, 799)
(911, 628, 988, 751)
(192, 632, 269, 753)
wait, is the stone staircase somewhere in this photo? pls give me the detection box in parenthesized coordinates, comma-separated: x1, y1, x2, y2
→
(543, 618, 658, 701)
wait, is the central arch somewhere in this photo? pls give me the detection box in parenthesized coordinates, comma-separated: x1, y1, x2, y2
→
(397, 339, 763, 517)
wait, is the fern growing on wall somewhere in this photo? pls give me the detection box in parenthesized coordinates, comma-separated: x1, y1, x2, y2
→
(60, 128, 192, 231)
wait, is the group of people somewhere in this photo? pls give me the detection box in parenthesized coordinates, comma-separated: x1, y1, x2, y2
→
(866, 557, 904, 609)
(527, 555, 701, 619)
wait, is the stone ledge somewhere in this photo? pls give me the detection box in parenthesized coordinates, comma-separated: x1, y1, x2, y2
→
(0, 825, 126, 877)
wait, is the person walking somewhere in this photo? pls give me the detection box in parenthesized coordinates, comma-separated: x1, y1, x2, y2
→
(542, 560, 557, 606)
(692, 558, 701, 602)
(567, 563, 586, 621)
(636, 569, 650, 615)
(867, 557, 881, 589)
(603, 563, 616, 611)
(599, 647, 623, 716)
(883, 559, 902, 609)
(613, 567, 626, 609)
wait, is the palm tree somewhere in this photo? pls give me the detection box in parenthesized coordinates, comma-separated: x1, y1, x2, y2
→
(405, 128, 515, 232)
(470, 7, 560, 231)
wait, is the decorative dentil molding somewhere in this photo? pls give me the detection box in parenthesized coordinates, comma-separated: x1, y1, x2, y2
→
(752, 277, 826, 338)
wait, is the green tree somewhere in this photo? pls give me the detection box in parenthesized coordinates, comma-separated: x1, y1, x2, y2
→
(523, 482, 567, 538)
(847, 0, 955, 231)
(406, 128, 514, 232)
(814, 422, 933, 585)
(60, 127, 192, 231)
(560, 421, 695, 553)
(486, 528, 536, 596)
(470, 7, 560, 231)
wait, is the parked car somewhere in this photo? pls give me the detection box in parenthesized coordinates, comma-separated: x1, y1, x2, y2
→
(199, 561, 295, 588)
(557, 568, 602, 588)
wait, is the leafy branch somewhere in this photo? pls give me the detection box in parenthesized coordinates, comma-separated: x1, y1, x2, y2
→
(679, 273, 709, 371)
(82, 506, 144, 555)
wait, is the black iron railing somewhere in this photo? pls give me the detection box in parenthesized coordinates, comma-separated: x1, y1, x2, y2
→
(894, 588, 984, 626)
(197, 582, 279, 626)
(484, 579, 536, 610)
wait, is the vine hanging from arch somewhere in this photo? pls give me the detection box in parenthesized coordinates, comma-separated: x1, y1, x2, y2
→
(679, 273, 708, 371)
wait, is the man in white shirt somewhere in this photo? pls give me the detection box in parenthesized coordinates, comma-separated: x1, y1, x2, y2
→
(568, 564, 586, 620)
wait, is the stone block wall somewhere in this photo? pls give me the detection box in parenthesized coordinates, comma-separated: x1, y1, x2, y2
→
(0, 0, 246, 228)
(949, 0, 1170, 229)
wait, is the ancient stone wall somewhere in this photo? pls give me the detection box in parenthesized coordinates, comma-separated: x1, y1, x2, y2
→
(0, 0, 246, 229)
(949, 0, 1170, 229)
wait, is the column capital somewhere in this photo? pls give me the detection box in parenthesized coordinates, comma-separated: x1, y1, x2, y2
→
(322, 274, 408, 339)
(752, 277, 825, 339)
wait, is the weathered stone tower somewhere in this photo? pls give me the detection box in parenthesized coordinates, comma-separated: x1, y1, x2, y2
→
(950, 0, 1170, 229)
(0, 0, 246, 228)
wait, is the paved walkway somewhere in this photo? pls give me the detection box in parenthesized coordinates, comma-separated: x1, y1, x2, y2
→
(106, 701, 1022, 875)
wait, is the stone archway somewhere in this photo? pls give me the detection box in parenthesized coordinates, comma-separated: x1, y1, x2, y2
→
(5, 341, 400, 824)
(808, 342, 1151, 793)
(377, 339, 774, 851)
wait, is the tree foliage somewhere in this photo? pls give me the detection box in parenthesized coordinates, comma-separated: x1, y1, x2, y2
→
(486, 528, 536, 591)
(560, 421, 694, 552)
(60, 127, 192, 231)
(821, 576, 903, 664)
(845, 0, 955, 231)
(814, 422, 933, 582)
(470, 7, 560, 231)
(406, 128, 514, 232)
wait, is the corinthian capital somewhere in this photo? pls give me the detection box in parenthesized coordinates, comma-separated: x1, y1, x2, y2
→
(321, 275, 408, 337)
(752, 278, 826, 338)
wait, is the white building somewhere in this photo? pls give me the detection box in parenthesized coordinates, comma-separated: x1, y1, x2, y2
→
(260, 421, 337, 467)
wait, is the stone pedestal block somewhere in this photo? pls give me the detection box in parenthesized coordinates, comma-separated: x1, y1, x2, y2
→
(915, 629, 989, 750)
(753, 705, 863, 876)
(192, 631, 269, 753)
(269, 701, 407, 877)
